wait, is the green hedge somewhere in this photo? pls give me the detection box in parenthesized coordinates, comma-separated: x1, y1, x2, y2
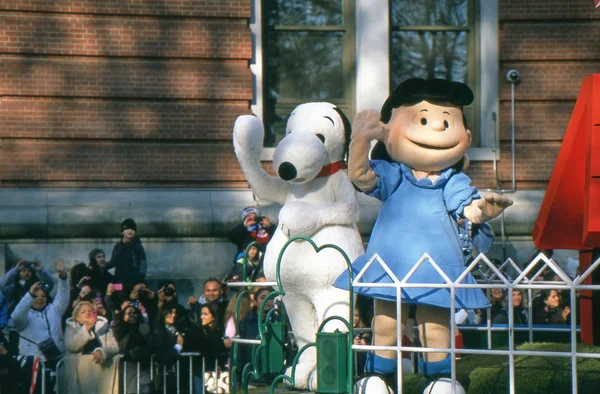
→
(466, 342, 600, 394)
(398, 342, 600, 394)
(249, 343, 600, 394)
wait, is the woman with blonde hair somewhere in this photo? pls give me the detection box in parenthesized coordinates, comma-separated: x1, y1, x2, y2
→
(64, 300, 118, 364)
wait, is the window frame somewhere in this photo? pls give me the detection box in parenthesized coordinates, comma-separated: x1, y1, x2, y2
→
(258, 0, 356, 149)
(253, 0, 499, 161)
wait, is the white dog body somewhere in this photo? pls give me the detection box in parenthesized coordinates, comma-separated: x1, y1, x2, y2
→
(233, 102, 364, 390)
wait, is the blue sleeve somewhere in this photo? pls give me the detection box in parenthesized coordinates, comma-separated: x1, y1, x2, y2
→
(0, 267, 18, 292)
(443, 172, 480, 219)
(0, 292, 7, 329)
(364, 160, 403, 201)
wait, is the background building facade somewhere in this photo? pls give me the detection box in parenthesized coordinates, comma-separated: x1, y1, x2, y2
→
(0, 0, 597, 294)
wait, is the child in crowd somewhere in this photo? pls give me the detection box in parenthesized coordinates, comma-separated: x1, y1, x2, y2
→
(228, 207, 275, 257)
(106, 218, 147, 290)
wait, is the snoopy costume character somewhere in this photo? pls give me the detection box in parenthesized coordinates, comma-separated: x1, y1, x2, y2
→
(233, 103, 365, 390)
(334, 79, 513, 393)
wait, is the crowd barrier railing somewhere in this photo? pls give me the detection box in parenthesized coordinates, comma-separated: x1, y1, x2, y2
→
(54, 352, 228, 394)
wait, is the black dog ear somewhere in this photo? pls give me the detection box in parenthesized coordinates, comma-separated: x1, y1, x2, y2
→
(332, 107, 352, 160)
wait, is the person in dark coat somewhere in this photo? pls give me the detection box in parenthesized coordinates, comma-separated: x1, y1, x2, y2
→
(112, 301, 152, 394)
(87, 248, 115, 298)
(532, 289, 570, 325)
(106, 218, 147, 290)
(148, 303, 205, 393)
(235, 287, 282, 388)
(197, 303, 228, 372)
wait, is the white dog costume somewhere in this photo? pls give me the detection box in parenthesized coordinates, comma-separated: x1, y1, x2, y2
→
(233, 102, 364, 390)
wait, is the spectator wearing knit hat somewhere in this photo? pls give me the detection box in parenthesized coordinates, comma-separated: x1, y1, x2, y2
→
(105, 218, 147, 291)
(87, 248, 115, 297)
(227, 207, 275, 257)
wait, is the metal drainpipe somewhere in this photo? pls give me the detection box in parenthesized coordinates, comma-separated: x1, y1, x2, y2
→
(486, 70, 520, 260)
(503, 69, 520, 193)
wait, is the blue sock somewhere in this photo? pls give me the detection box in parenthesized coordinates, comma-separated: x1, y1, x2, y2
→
(419, 354, 452, 376)
(364, 352, 397, 375)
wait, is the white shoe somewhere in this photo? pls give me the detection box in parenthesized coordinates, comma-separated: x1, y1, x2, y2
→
(422, 378, 465, 394)
(354, 376, 394, 394)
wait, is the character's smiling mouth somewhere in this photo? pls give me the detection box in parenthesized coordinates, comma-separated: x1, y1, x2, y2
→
(410, 139, 456, 151)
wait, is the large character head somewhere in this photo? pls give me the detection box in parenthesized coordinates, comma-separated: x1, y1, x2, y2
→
(273, 102, 351, 184)
(376, 78, 474, 172)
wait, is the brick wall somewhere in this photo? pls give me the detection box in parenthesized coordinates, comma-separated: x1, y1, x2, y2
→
(3, 0, 599, 190)
(0, 1, 252, 187)
(494, 0, 600, 190)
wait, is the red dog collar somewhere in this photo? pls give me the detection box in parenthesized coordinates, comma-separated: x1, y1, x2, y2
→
(317, 161, 347, 177)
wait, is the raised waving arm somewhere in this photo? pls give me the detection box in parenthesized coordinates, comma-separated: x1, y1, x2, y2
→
(233, 116, 290, 204)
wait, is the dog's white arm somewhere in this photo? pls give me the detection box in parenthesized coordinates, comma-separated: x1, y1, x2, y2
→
(278, 172, 359, 238)
(233, 115, 290, 204)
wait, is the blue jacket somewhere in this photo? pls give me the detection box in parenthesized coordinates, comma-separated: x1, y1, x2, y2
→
(0, 291, 7, 329)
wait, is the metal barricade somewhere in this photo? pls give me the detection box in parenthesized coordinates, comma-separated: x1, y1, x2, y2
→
(55, 352, 228, 394)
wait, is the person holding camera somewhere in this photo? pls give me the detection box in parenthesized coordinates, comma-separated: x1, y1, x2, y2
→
(0, 259, 55, 315)
(64, 301, 118, 364)
(105, 280, 160, 331)
(156, 280, 178, 310)
(112, 301, 152, 393)
(10, 259, 69, 368)
(228, 207, 275, 257)
(106, 218, 147, 290)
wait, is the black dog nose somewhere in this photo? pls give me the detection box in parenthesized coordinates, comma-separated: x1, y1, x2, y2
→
(278, 162, 297, 181)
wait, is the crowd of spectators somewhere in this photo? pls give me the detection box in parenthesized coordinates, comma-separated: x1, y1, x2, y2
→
(0, 209, 591, 394)
(0, 217, 249, 394)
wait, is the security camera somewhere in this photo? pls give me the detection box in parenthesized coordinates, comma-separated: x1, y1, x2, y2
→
(506, 69, 520, 83)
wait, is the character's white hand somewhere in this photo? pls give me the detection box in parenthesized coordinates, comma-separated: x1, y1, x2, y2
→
(233, 115, 265, 160)
(352, 110, 388, 142)
(477, 193, 514, 220)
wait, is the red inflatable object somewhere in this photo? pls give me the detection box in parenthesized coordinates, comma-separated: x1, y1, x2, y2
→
(533, 74, 600, 344)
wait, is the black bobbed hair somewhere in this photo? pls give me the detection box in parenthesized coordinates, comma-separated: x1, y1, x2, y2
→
(380, 78, 474, 124)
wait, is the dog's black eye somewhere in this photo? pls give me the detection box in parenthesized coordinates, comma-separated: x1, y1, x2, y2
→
(316, 134, 325, 143)
(443, 120, 449, 129)
(421, 118, 427, 126)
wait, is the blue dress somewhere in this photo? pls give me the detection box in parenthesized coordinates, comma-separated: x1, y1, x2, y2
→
(334, 160, 490, 309)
